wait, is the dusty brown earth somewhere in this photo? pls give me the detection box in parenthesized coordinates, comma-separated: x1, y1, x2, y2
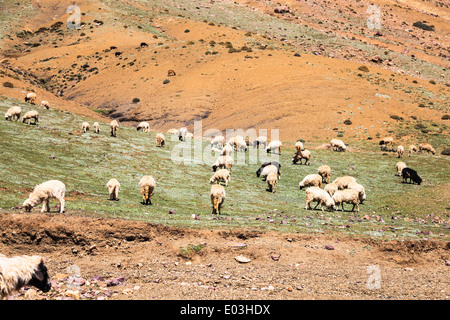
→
(1, 212, 449, 300)
(1, 0, 448, 143)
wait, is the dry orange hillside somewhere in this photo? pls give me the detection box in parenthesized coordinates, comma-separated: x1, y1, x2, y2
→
(0, 0, 448, 145)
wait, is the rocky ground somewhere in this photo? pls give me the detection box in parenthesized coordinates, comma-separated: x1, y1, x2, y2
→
(1, 213, 449, 300)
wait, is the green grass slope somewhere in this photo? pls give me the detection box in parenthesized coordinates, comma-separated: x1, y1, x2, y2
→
(0, 95, 449, 240)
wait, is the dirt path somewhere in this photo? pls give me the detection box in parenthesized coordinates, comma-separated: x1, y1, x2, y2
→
(1, 212, 449, 300)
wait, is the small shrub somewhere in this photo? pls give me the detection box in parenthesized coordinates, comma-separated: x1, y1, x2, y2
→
(179, 244, 204, 259)
(389, 115, 403, 121)
(358, 65, 369, 72)
(414, 123, 426, 129)
(412, 21, 435, 31)
(418, 103, 426, 108)
(3, 81, 14, 88)
(442, 114, 450, 120)
(429, 80, 436, 85)
(184, 29, 190, 33)
(186, 41, 195, 45)
(343, 119, 352, 125)
(163, 79, 170, 84)
(228, 48, 237, 53)
(441, 148, 450, 156)
(132, 98, 140, 103)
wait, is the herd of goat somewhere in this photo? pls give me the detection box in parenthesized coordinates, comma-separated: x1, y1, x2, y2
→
(1, 92, 437, 299)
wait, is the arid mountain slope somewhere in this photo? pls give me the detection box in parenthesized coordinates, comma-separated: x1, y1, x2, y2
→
(0, 0, 448, 143)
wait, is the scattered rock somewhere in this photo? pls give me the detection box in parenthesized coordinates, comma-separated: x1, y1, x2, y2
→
(65, 289, 80, 300)
(106, 276, 125, 287)
(370, 55, 383, 63)
(122, 288, 133, 295)
(271, 253, 281, 261)
(234, 255, 251, 263)
(24, 288, 37, 300)
(324, 245, 334, 250)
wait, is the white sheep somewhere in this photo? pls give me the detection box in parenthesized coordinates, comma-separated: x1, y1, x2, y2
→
(299, 174, 322, 190)
(137, 122, 150, 133)
(266, 172, 278, 193)
(330, 138, 346, 152)
(210, 169, 231, 186)
(317, 165, 331, 183)
(210, 136, 225, 149)
(212, 155, 234, 172)
(292, 149, 311, 165)
(260, 164, 279, 181)
(179, 127, 188, 141)
(24, 92, 37, 104)
(333, 176, 357, 190)
(347, 181, 366, 204)
(332, 189, 360, 212)
(379, 136, 394, 150)
(81, 121, 90, 133)
(106, 178, 120, 200)
(295, 140, 304, 151)
(110, 120, 118, 137)
(227, 136, 243, 150)
(408, 145, 417, 156)
(235, 138, 247, 152)
(40, 100, 50, 109)
(210, 184, 226, 215)
(304, 187, 335, 211)
(396, 145, 404, 158)
(156, 132, 165, 147)
(253, 136, 267, 149)
(396, 161, 407, 177)
(22, 180, 66, 213)
(0, 254, 51, 299)
(418, 143, 436, 155)
(93, 122, 100, 133)
(266, 140, 282, 154)
(221, 144, 233, 156)
(5, 106, 21, 121)
(139, 175, 156, 205)
(324, 182, 338, 197)
(22, 110, 39, 125)
(167, 128, 179, 136)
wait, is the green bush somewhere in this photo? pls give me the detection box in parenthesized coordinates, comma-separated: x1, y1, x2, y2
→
(132, 98, 140, 103)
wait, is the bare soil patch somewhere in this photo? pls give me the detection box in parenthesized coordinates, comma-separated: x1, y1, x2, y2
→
(1, 212, 449, 300)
